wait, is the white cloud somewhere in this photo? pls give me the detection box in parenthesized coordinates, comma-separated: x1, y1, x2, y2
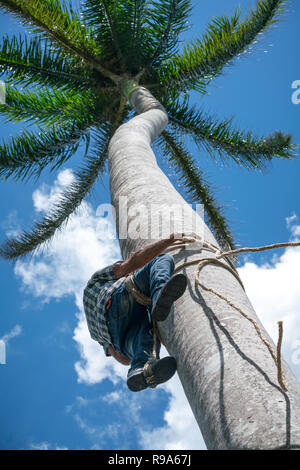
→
(29, 441, 68, 450)
(30, 442, 50, 450)
(139, 373, 206, 450)
(14, 168, 120, 303)
(12, 169, 125, 386)
(6, 169, 207, 451)
(102, 391, 121, 404)
(69, 388, 157, 449)
(32, 169, 75, 213)
(237, 222, 300, 381)
(72, 308, 127, 385)
(14, 207, 119, 303)
(73, 413, 122, 448)
(0, 209, 22, 237)
(286, 213, 300, 237)
(1, 324, 22, 343)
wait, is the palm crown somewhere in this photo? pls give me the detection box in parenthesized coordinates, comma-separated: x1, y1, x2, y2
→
(0, 0, 295, 260)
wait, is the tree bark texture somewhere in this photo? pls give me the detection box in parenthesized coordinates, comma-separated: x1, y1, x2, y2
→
(108, 86, 300, 450)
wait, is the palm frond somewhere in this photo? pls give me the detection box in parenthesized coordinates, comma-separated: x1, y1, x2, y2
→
(0, 0, 99, 53)
(83, 0, 126, 71)
(0, 85, 97, 126)
(167, 100, 295, 169)
(0, 0, 295, 263)
(159, 130, 234, 250)
(0, 117, 93, 181)
(159, 0, 288, 93)
(0, 97, 130, 260)
(82, 0, 150, 75)
(144, 0, 192, 67)
(0, 86, 122, 183)
(0, 0, 117, 80)
(132, 0, 148, 41)
(0, 124, 114, 260)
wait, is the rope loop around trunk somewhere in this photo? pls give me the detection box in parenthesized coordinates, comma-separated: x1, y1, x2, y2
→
(155, 237, 300, 392)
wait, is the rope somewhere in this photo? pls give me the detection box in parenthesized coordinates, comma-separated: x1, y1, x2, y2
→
(143, 360, 157, 388)
(124, 275, 152, 305)
(159, 237, 300, 393)
(124, 274, 160, 363)
(277, 321, 285, 392)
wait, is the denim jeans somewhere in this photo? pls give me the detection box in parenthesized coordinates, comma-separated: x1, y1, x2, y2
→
(106, 253, 175, 374)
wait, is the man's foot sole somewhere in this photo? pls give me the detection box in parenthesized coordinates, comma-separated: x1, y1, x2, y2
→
(127, 368, 148, 392)
(127, 357, 177, 392)
(151, 274, 187, 322)
(150, 357, 177, 385)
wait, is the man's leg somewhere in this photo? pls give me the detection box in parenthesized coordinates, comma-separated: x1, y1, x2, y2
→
(106, 283, 158, 365)
(124, 310, 176, 392)
(106, 282, 133, 357)
(106, 281, 176, 392)
(132, 252, 175, 301)
(122, 306, 160, 372)
(132, 252, 187, 322)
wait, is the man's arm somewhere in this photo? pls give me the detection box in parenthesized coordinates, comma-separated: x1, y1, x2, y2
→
(113, 232, 197, 279)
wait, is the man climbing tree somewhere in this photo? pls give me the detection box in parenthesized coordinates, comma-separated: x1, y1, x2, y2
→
(83, 233, 189, 392)
(1, 0, 300, 449)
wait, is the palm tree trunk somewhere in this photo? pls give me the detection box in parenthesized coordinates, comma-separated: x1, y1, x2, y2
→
(108, 85, 300, 450)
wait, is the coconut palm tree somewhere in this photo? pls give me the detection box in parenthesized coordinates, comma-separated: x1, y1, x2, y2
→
(0, 0, 300, 449)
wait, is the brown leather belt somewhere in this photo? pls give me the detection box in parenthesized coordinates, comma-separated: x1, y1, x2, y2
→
(105, 276, 151, 312)
(124, 275, 152, 306)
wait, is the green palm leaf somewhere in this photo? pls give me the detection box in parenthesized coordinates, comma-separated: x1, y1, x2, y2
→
(159, 0, 288, 93)
(144, 0, 192, 67)
(160, 130, 234, 250)
(0, 97, 129, 260)
(0, 0, 100, 56)
(0, 118, 92, 181)
(83, 0, 127, 71)
(0, 0, 119, 81)
(0, 0, 295, 260)
(0, 87, 121, 182)
(0, 34, 99, 91)
(0, 85, 97, 126)
(0, 125, 114, 260)
(167, 100, 295, 169)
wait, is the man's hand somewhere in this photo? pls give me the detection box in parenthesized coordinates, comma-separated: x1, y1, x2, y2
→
(113, 232, 202, 279)
(169, 232, 201, 243)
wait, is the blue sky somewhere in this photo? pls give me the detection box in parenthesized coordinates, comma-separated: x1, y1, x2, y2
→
(0, 0, 300, 451)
